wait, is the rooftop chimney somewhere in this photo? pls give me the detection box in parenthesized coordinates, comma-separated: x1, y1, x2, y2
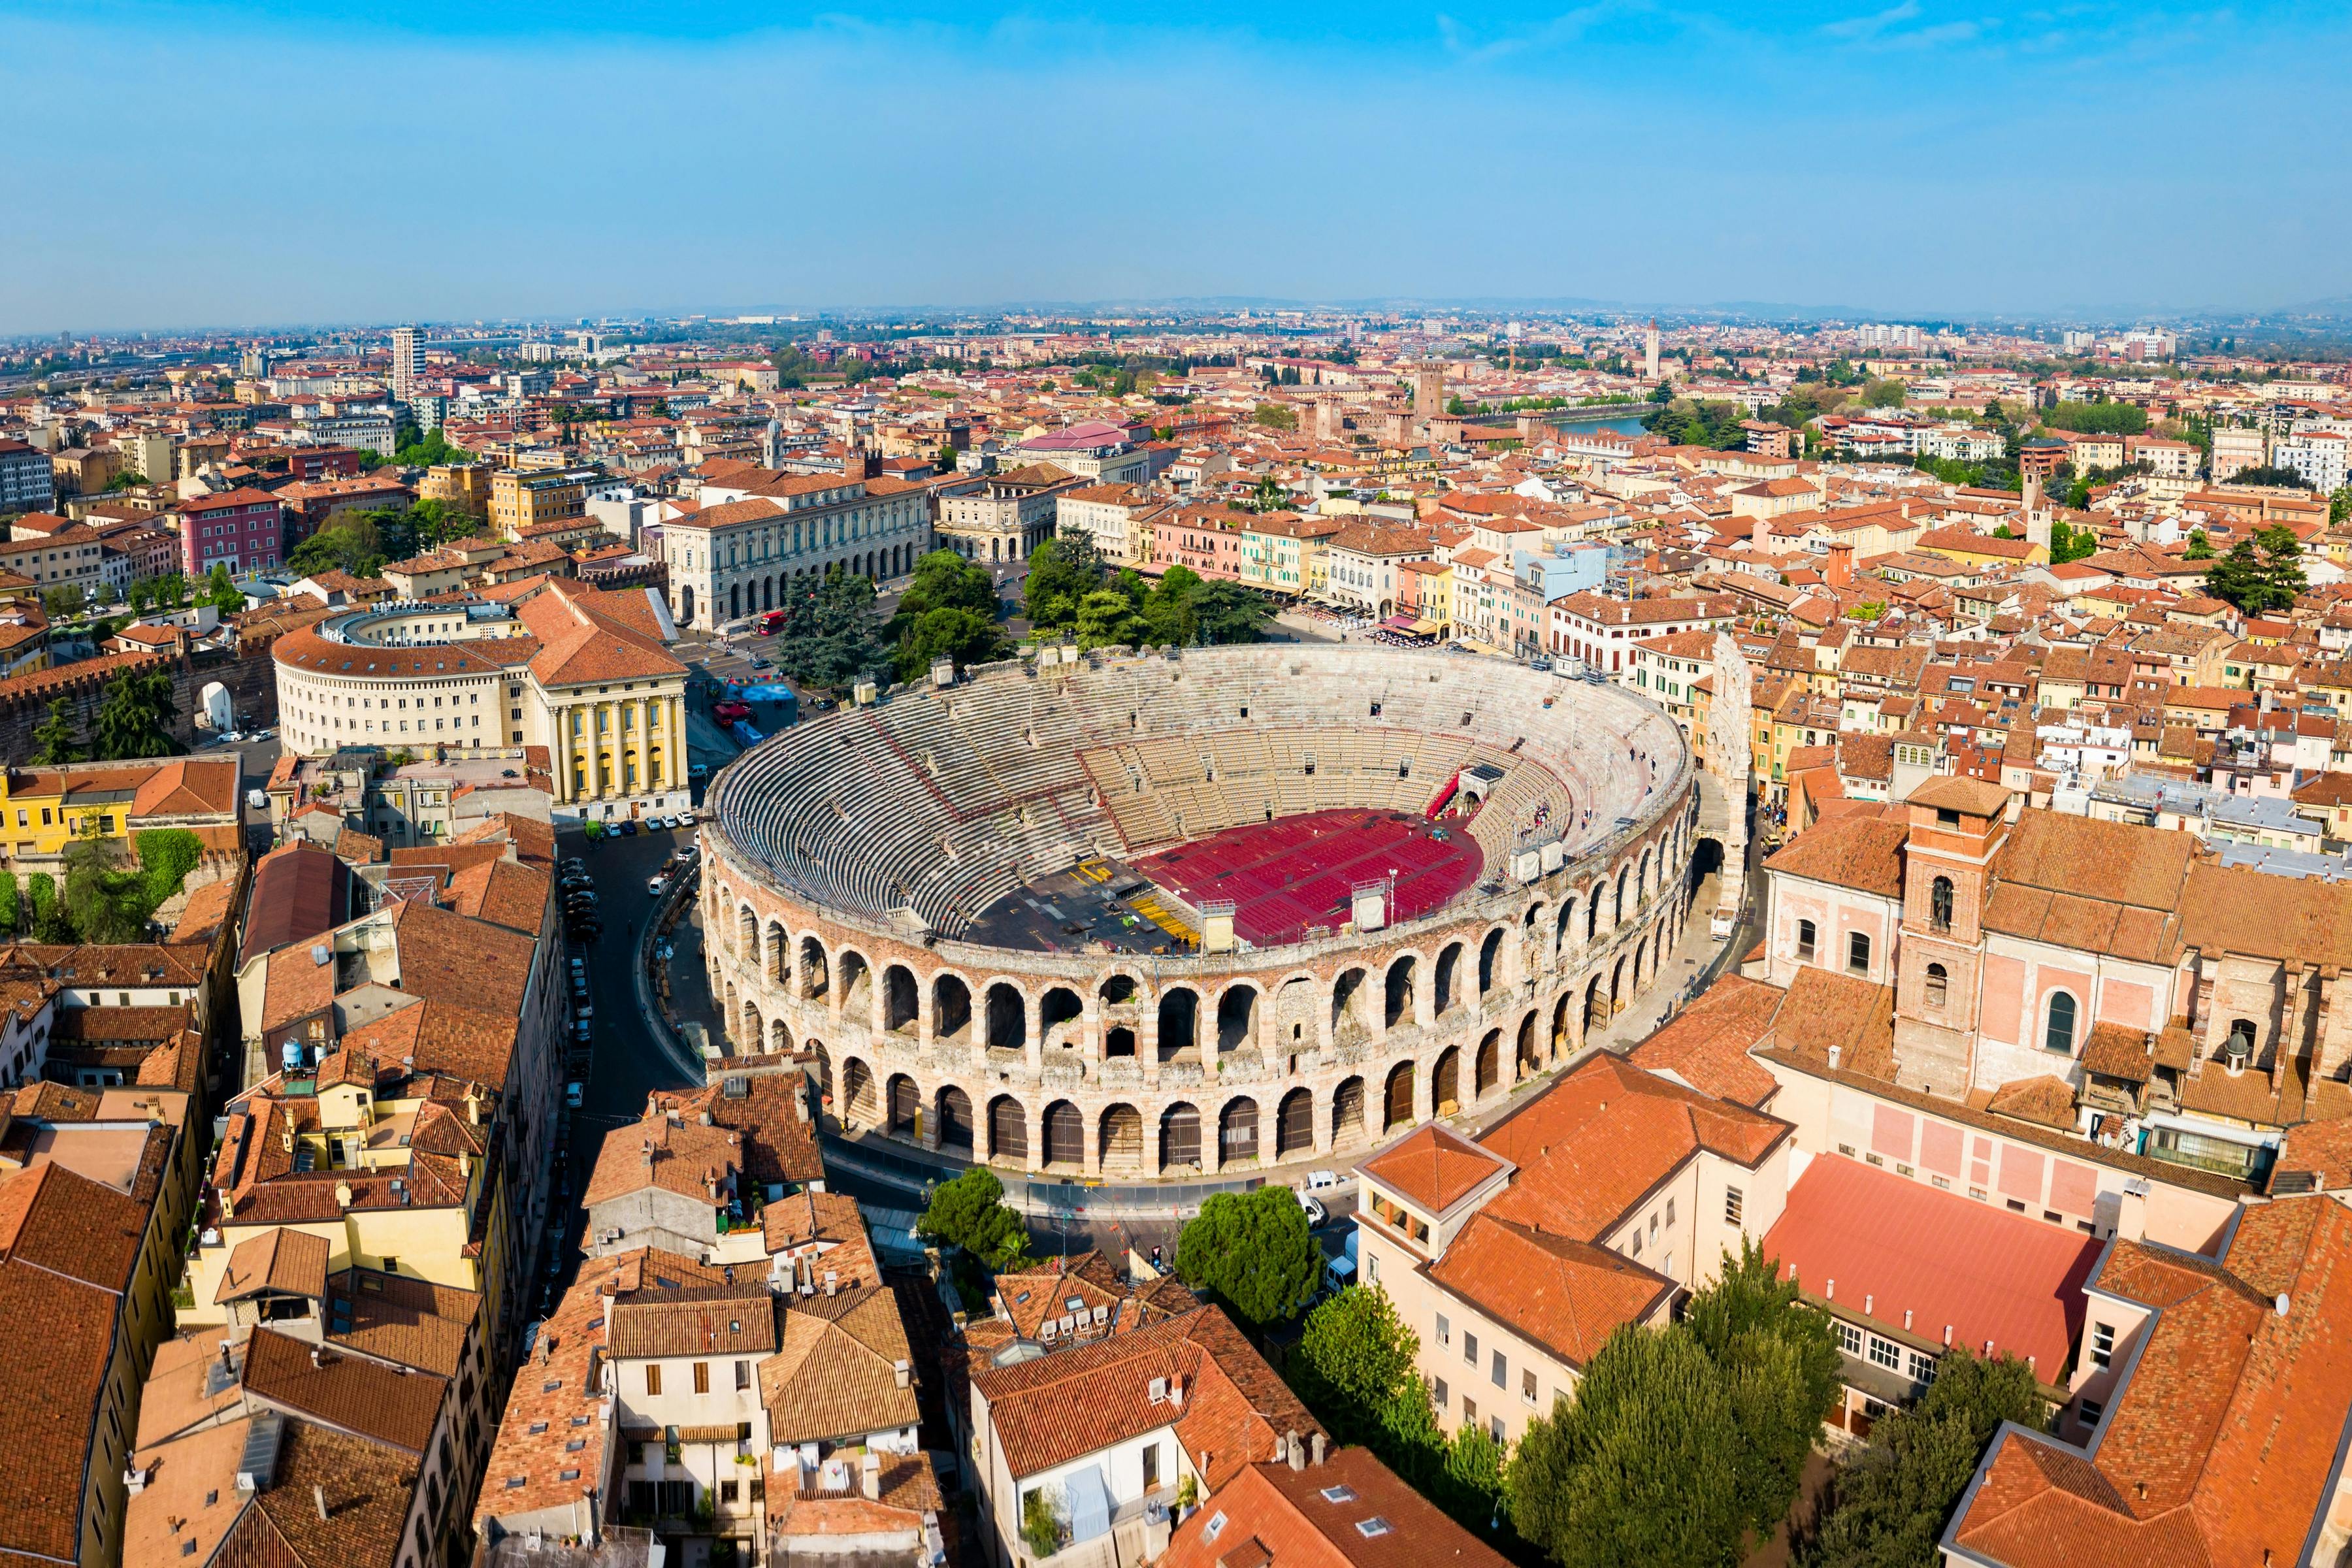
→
(1286, 1431, 1305, 1471)
(860, 1451, 881, 1501)
(1309, 1432, 1327, 1467)
(894, 1358, 911, 1389)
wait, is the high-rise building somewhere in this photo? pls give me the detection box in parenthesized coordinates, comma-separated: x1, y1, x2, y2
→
(389, 324, 420, 406)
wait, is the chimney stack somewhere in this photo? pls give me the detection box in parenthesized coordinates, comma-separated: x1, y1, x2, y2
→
(861, 1451, 881, 1501)
(1310, 1432, 1327, 1467)
(1286, 1431, 1305, 1471)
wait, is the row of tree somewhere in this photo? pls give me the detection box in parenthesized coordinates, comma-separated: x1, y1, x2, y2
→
(31, 666, 182, 763)
(285, 499, 472, 580)
(1023, 534, 1275, 650)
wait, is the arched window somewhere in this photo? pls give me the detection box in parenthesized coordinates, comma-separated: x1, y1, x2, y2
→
(2045, 992, 2078, 1056)
(1796, 919, 1818, 962)
(1929, 875, 1955, 934)
(2225, 1018, 2257, 1066)
(1925, 962, 1948, 1008)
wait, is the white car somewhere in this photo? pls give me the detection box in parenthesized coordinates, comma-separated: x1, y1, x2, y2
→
(647, 874, 668, 898)
(1300, 1196, 1328, 1228)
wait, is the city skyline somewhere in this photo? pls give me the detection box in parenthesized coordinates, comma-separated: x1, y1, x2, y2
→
(5, 0, 2349, 333)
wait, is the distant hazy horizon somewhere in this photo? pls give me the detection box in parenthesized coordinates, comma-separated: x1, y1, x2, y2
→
(5, 0, 2347, 335)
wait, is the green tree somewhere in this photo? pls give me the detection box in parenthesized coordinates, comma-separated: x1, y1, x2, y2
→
(1141, 565, 1202, 647)
(287, 515, 387, 578)
(1191, 580, 1276, 644)
(0, 871, 18, 938)
(2225, 465, 2310, 489)
(769, 566, 887, 690)
(1294, 1286, 1420, 1441)
(90, 665, 182, 760)
(134, 828, 204, 907)
(1802, 1352, 2046, 1568)
(936, 443, 959, 473)
(25, 874, 71, 943)
(2040, 400, 2146, 435)
(1508, 1325, 1746, 1568)
(1072, 587, 1148, 650)
(1021, 533, 1111, 633)
(30, 698, 82, 765)
(1861, 379, 1908, 408)
(2331, 485, 2352, 526)
(913, 1166, 1031, 1271)
(1241, 474, 1288, 514)
(2256, 522, 2309, 604)
(2183, 527, 2213, 560)
(1174, 1185, 1320, 1327)
(889, 550, 1007, 679)
(203, 563, 246, 617)
(2049, 519, 2100, 565)
(61, 830, 155, 944)
(1684, 1240, 1842, 1541)
(1251, 402, 1297, 432)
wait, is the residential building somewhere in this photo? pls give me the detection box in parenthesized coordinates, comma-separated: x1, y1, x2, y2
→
(0, 438, 56, 515)
(0, 755, 244, 866)
(1550, 591, 1739, 674)
(2210, 424, 2268, 483)
(490, 466, 595, 538)
(663, 463, 934, 629)
(1320, 523, 1433, 618)
(174, 486, 286, 575)
(937, 462, 1084, 564)
(0, 522, 107, 599)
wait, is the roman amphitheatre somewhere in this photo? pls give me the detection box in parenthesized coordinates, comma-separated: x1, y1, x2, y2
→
(698, 644, 1716, 1178)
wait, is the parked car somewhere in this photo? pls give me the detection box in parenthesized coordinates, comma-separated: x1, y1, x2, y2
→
(565, 1082, 584, 1109)
(1300, 1196, 1328, 1228)
(617, 819, 638, 836)
(647, 874, 669, 898)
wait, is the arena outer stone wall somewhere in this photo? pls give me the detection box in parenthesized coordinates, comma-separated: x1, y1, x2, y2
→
(698, 645, 1705, 1179)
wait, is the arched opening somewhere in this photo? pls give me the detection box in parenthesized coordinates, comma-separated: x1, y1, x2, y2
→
(771, 1017, 794, 1053)
(1516, 1011, 1539, 1074)
(1609, 955, 1627, 1014)
(729, 582, 741, 619)
(1434, 943, 1462, 1015)
(1478, 928, 1503, 995)
(1930, 875, 1955, 934)
(1382, 1061, 1415, 1131)
(883, 966, 919, 1035)
(887, 1074, 918, 1137)
(1433, 1046, 1461, 1114)
(841, 1059, 876, 1126)
(1587, 884, 1602, 941)
(1158, 987, 1199, 1060)
(1614, 867, 1630, 923)
(798, 938, 830, 1000)
(1100, 1105, 1143, 1175)
(1924, 962, 1948, 1008)
(1475, 1029, 1501, 1096)
(1160, 1103, 1201, 1173)
(933, 975, 972, 1043)
(1632, 938, 1650, 993)
(737, 904, 757, 959)
(1585, 975, 1609, 1030)
(1556, 900, 1576, 958)
(1552, 992, 1575, 1054)
(1276, 1088, 1313, 1158)
(1105, 1025, 1137, 1057)
(2046, 992, 2078, 1056)
(1639, 848, 1654, 906)
(935, 1086, 973, 1152)
(811, 1045, 834, 1114)
(987, 1095, 1027, 1164)
(1219, 1098, 1260, 1164)
(839, 951, 872, 1016)
(767, 922, 790, 985)
(1042, 1100, 1083, 1168)
(1039, 986, 1084, 1048)
(985, 983, 1027, 1052)
(741, 1000, 763, 1050)
(1384, 956, 1417, 1029)
(1331, 1077, 1366, 1146)
(1690, 836, 1724, 887)
(1331, 968, 1371, 1041)
(680, 584, 694, 623)
(2226, 1017, 2258, 1065)
(1216, 985, 1259, 1053)
(1100, 973, 1137, 1006)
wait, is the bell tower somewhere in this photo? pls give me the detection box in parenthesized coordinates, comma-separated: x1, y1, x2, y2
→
(1889, 776, 2012, 1098)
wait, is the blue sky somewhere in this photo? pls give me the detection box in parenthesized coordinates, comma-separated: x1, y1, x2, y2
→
(3, 1, 2347, 332)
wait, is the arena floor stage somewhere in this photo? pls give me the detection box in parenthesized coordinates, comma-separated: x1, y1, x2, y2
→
(1136, 808, 1486, 946)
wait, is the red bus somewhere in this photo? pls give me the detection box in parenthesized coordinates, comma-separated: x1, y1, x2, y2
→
(756, 610, 787, 636)
(712, 700, 752, 725)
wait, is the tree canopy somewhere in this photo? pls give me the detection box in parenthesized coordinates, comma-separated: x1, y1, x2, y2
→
(1642, 398, 1748, 449)
(912, 1166, 1032, 1272)
(2040, 400, 2147, 436)
(30, 698, 81, 765)
(2226, 464, 2312, 491)
(768, 565, 889, 689)
(1251, 402, 1298, 432)
(2203, 524, 2306, 613)
(54, 826, 205, 945)
(1801, 1352, 2046, 1568)
(889, 550, 1007, 680)
(91, 666, 181, 760)
(1174, 1185, 1321, 1327)
(1023, 540, 1275, 651)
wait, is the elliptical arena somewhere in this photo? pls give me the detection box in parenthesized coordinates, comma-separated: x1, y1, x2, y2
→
(699, 645, 1714, 1178)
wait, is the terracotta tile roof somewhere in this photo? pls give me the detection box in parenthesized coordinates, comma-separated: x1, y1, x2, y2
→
(973, 1307, 1320, 1491)
(215, 1226, 331, 1304)
(655, 1071, 825, 1190)
(1626, 974, 1786, 1107)
(327, 1267, 480, 1377)
(1161, 1447, 1512, 1568)
(761, 1286, 919, 1445)
(1356, 1123, 1509, 1215)
(1982, 1074, 2081, 1130)
(217, 1417, 420, 1568)
(585, 1110, 743, 1208)
(610, 1284, 777, 1362)
(0, 1258, 120, 1561)
(1761, 815, 1909, 898)
(240, 1325, 449, 1455)
(1948, 1195, 2352, 1568)
(1426, 1216, 1673, 1369)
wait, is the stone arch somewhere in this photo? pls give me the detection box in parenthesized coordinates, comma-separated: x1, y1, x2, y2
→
(1218, 1097, 1260, 1164)
(1478, 926, 1505, 994)
(1516, 1010, 1540, 1074)
(1475, 1028, 1502, 1096)
(1099, 972, 1139, 1005)
(838, 949, 873, 1017)
(1331, 968, 1372, 1041)
(1273, 974, 1320, 1056)
(741, 998, 763, 1049)
(1382, 1060, 1415, 1131)
(1552, 991, 1575, 1055)
(1215, 983, 1260, 1053)
(883, 965, 920, 1035)
(933, 973, 972, 1044)
(1639, 846, 1655, 906)
(886, 1073, 919, 1137)
(770, 1016, 794, 1054)
(935, 1085, 974, 1152)
(1105, 1024, 1137, 1057)
(984, 981, 1027, 1052)
(766, 921, 790, 985)
(1556, 898, 1577, 958)
(1331, 1077, 1366, 1146)
(736, 903, 757, 959)
(1584, 974, 1609, 1030)
(1384, 954, 1418, 1029)
(1042, 1100, 1083, 1168)
(1039, 986, 1084, 1049)
(811, 1043, 834, 1111)
(1610, 953, 1628, 1015)
(841, 1057, 877, 1126)
(1587, 881, 1603, 942)
(1275, 1088, 1313, 1158)
(1100, 1104, 1144, 1175)
(987, 1094, 1027, 1164)
(1158, 986, 1199, 1060)
(798, 937, 830, 1000)
(1160, 1102, 1201, 1173)
(1433, 1045, 1462, 1115)
(1434, 943, 1463, 1015)
(1614, 865, 1630, 924)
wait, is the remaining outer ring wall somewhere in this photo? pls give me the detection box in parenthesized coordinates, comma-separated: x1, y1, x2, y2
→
(698, 651, 1702, 1180)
